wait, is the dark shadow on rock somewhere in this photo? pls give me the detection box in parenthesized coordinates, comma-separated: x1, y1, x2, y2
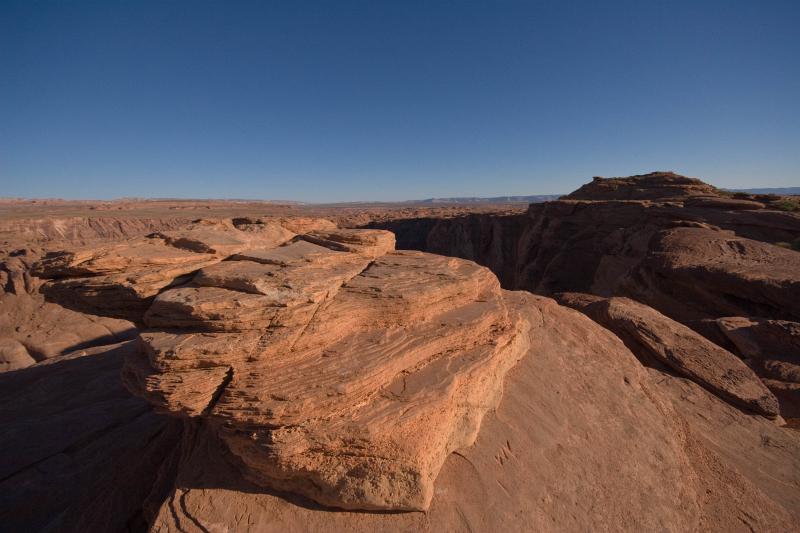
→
(0, 342, 183, 533)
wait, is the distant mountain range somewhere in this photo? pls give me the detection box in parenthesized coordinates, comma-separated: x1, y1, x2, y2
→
(728, 187, 800, 195)
(414, 195, 563, 204)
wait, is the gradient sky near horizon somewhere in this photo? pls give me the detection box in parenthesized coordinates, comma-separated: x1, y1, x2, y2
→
(1, 1, 798, 202)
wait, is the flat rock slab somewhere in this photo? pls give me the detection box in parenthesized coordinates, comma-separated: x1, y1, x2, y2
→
(231, 239, 344, 266)
(154, 219, 295, 255)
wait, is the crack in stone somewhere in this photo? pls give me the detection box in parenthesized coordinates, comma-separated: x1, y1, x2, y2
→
(202, 366, 234, 416)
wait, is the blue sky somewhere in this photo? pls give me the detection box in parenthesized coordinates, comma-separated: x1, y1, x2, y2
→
(1, 1, 798, 202)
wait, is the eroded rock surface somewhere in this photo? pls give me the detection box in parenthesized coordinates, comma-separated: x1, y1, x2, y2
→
(372, 172, 800, 424)
(636, 227, 800, 322)
(373, 173, 800, 315)
(124, 229, 538, 511)
(556, 294, 779, 417)
(564, 171, 722, 200)
(0, 292, 136, 371)
(33, 219, 300, 320)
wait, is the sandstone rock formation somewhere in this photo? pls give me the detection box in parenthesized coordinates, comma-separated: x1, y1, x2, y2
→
(0, 292, 136, 372)
(564, 171, 722, 200)
(635, 227, 800, 322)
(713, 316, 800, 422)
(33, 219, 299, 320)
(556, 294, 778, 417)
(0, 338, 35, 372)
(373, 173, 800, 302)
(124, 228, 537, 511)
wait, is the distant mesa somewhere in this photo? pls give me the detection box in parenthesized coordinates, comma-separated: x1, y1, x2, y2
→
(564, 171, 723, 201)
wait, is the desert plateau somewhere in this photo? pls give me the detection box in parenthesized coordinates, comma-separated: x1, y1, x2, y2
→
(0, 172, 799, 532)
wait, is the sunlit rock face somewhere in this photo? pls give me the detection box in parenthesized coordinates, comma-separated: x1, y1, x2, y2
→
(119, 225, 530, 511)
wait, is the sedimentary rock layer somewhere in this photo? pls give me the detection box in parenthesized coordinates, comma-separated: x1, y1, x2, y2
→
(124, 226, 533, 511)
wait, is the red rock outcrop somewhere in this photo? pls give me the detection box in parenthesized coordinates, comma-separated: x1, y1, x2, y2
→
(564, 171, 722, 200)
(556, 294, 778, 417)
(370, 172, 800, 424)
(33, 219, 300, 320)
(713, 316, 800, 423)
(124, 229, 538, 511)
(0, 292, 136, 372)
(373, 174, 800, 306)
(630, 227, 800, 322)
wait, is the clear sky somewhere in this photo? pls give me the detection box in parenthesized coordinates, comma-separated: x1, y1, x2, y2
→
(1, 1, 798, 202)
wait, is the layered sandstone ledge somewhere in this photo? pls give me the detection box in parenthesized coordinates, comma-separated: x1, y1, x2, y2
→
(33, 218, 532, 511)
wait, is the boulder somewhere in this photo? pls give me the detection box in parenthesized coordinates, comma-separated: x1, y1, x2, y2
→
(556, 295, 778, 417)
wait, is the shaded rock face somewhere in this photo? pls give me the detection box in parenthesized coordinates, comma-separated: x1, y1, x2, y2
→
(556, 294, 778, 417)
(379, 198, 800, 304)
(713, 316, 800, 423)
(0, 341, 182, 532)
(124, 228, 536, 511)
(0, 292, 136, 372)
(633, 227, 800, 322)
